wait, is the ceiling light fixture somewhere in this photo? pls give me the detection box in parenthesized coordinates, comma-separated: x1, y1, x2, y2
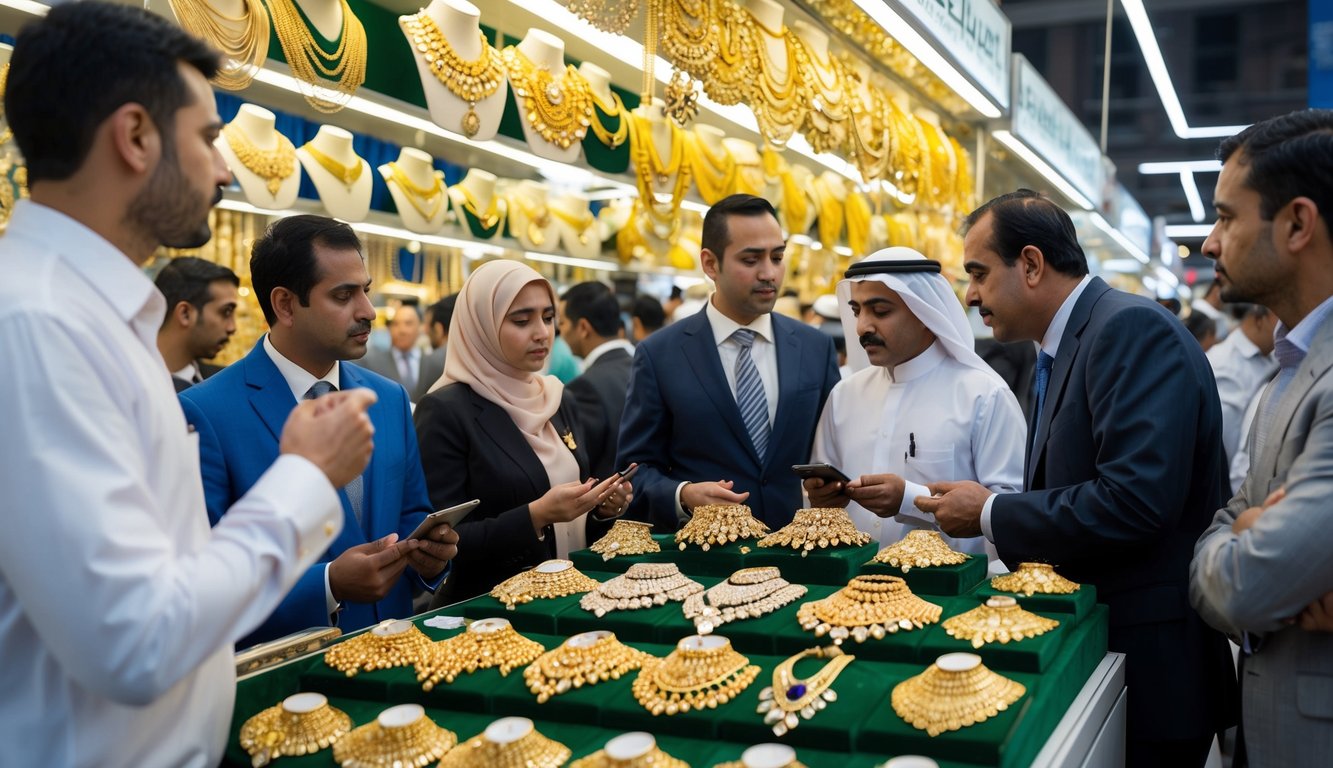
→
(993, 130, 1096, 210)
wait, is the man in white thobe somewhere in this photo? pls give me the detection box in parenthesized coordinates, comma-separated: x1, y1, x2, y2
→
(805, 248, 1026, 562)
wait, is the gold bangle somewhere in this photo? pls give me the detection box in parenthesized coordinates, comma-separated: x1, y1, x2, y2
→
(871, 529, 969, 571)
(323, 619, 432, 677)
(590, 519, 661, 561)
(490, 559, 601, 609)
(943, 596, 1060, 649)
(757, 646, 854, 736)
(891, 653, 1026, 737)
(569, 732, 690, 768)
(415, 617, 545, 690)
(682, 567, 807, 635)
(797, 575, 942, 644)
(632, 635, 760, 716)
(239, 692, 351, 766)
(675, 504, 769, 551)
(990, 562, 1081, 596)
(581, 562, 703, 617)
(440, 717, 570, 768)
(331, 703, 456, 767)
(524, 630, 654, 703)
(757, 507, 872, 556)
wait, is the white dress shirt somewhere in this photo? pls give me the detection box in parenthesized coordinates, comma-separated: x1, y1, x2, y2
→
(812, 342, 1025, 560)
(581, 338, 636, 370)
(1207, 328, 1277, 467)
(0, 201, 342, 767)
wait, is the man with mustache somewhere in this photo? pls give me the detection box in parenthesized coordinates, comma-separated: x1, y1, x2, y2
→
(804, 248, 1024, 563)
(180, 215, 457, 648)
(618, 194, 840, 529)
(153, 256, 240, 391)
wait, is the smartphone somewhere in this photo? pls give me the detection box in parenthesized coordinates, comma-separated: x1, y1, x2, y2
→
(791, 463, 852, 484)
(614, 462, 640, 483)
(409, 499, 480, 540)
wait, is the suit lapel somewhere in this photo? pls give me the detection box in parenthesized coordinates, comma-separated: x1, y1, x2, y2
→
(244, 342, 300, 444)
(340, 363, 378, 537)
(1252, 313, 1333, 482)
(767, 316, 802, 467)
(472, 389, 552, 493)
(680, 311, 760, 463)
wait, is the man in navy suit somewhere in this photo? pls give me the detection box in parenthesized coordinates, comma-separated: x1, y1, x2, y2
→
(618, 194, 840, 530)
(918, 190, 1238, 765)
(180, 215, 458, 647)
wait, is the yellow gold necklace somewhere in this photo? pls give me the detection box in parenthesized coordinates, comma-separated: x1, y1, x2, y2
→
(887, 99, 923, 197)
(401, 13, 504, 138)
(222, 122, 296, 196)
(704, 0, 756, 106)
(454, 184, 501, 230)
(169, 0, 269, 90)
(502, 46, 593, 150)
(628, 113, 691, 226)
(508, 191, 552, 246)
(387, 161, 445, 221)
(300, 141, 362, 188)
(750, 25, 803, 147)
(950, 135, 976, 212)
(845, 190, 871, 256)
(811, 175, 845, 248)
(848, 81, 891, 182)
(660, 0, 715, 78)
(549, 204, 597, 245)
(266, 0, 366, 113)
(587, 89, 629, 150)
(687, 131, 735, 205)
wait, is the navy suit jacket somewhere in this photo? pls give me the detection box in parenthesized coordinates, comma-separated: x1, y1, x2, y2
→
(990, 277, 1238, 741)
(566, 346, 633, 479)
(617, 309, 840, 530)
(179, 341, 432, 647)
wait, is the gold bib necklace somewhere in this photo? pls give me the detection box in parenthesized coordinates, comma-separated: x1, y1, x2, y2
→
(401, 13, 504, 138)
(501, 47, 593, 150)
(222, 122, 296, 196)
(169, 0, 269, 90)
(704, 0, 757, 106)
(266, 0, 366, 113)
(660, 0, 715, 78)
(301, 141, 362, 188)
(386, 162, 445, 221)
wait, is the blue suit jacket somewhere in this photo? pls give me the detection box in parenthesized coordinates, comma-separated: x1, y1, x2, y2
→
(990, 277, 1238, 742)
(617, 309, 840, 530)
(179, 340, 432, 647)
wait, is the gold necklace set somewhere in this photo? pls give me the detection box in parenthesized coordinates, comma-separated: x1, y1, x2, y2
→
(797, 574, 943, 644)
(787, 33, 850, 156)
(675, 503, 770, 551)
(892, 653, 1026, 737)
(757, 507, 872, 556)
(566, 0, 639, 35)
(659, 0, 714, 78)
(757, 646, 854, 737)
(991, 562, 1081, 596)
(300, 141, 362, 188)
(810, 174, 846, 248)
(944, 595, 1061, 649)
(632, 636, 760, 716)
(490, 559, 600, 609)
(570, 737, 689, 768)
(750, 22, 804, 148)
(401, 13, 504, 138)
(239, 693, 351, 766)
(502, 46, 593, 150)
(704, 0, 757, 106)
(588, 89, 630, 151)
(686, 130, 736, 206)
(548, 203, 599, 245)
(523, 631, 653, 703)
(506, 189, 555, 247)
(222, 122, 296, 196)
(323, 619, 433, 677)
(450, 183, 504, 237)
(168, 0, 268, 90)
(627, 111, 692, 229)
(844, 189, 872, 256)
(589, 519, 660, 561)
(415, 618, 546, 689)
(873, 529, 969, 571)
(581, 562, 704, 617)
(386, 161, 446, 221)
(266, 0, 366, 113)
(333, 705, 457, 767)
(682, 566, 808, 635)
(440, 719, 570, 768)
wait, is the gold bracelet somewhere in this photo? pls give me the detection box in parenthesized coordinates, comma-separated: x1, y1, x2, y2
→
(676, 504, 770, 551)
(713, 744, 809, 768)
(758, 507, 872, 556)
(239, 692, 351, 766)
(682, 567, 807, 635)
(871, 529, 968, 571)
(440, 717, 570, 768)
(581, 562, 703, 617)
(323, 619, 432, 677)
(632, 635, 760, 716)
(990, 562, 1081, 596)
(797, 575, 942, 644)
(943, 596, 1060, 648)
(757, 646, 854, 736)
(590, 519, 661, 561)
(415, 618, 545, 690)
(570, 732, 690, 767)
(524, 630, 654, 703)
(331, 703, 456, 767)
(891, 653, 1026, 737)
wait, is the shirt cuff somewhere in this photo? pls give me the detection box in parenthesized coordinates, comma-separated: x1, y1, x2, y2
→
(981, 492, 998, 542)
(675, 481, 692, 524)
(416, 563, 450, 593)
(324, 564, 340, 623)
(895, 480, 934, 524)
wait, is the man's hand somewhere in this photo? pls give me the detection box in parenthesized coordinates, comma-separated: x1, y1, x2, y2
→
(406, 523, 458, 580)
(328, 533, 414, 603)
(1232, 487, 1285, 534)
(804, 477, 849, 508)
(530, 475, 621, 533)
(280, 389, 377, 488)
(914, 480, 989, 538)
(844, 474, 906, 517)
(681, 480, 750, 511)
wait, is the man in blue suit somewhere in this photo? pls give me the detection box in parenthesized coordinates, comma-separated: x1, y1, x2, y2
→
(618, 194, 840, 530)
(180, 215, 457, 648)
(918, 190, 1238, 765)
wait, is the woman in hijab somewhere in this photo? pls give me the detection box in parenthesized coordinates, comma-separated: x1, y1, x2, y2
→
(414, 260, 631, 604)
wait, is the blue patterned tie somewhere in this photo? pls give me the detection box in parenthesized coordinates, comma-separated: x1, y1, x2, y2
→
(1032, 351, 1054, 450)
(732, 328, 770, 460)
(304, 381, 364, 526)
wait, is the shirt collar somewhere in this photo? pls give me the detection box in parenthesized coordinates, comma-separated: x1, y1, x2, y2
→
(263, 334, 340, 403)
(1276, 294, 1333, 355)
(706, 296, 774, 348)
(1038, 274, 1094, 359)
(885, 339, 947, 383)
(1225, 328, 1263, 359)
(394, 346, 420, 362)
(172, 362, 201, 383)
(582, 338, 636, 369)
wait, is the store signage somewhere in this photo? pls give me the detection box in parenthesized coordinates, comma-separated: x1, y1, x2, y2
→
(888, 0, 1011, 110)
(1011, 55, 1104, 208)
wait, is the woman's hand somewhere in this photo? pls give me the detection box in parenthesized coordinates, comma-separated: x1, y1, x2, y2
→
(595, 477, 635, 520)
(530, 475, 621, 533)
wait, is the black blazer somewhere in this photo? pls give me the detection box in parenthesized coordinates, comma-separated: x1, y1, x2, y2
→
(414, 382, 612, 604)
(990, 277, 1238, 743)
(566, 346, 633, 479)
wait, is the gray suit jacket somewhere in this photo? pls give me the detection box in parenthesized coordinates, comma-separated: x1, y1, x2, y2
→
(1192, 308, 1333, 765)
(357, 346, 444, 403)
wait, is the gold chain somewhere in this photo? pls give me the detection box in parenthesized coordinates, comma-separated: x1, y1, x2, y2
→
(401, 13, 504, 138)
(750, 23, 803, 147)
(266, 0, 366, 113)
(628, 112, 691, 227)
(168, 0, 269, 90)
(659, 0, 715, 78)
(386, 161, 445, 221)
(587, 89, 629, 150)
(507, 191, 554, 247)
(686, 130, 735, 205)
(300, 140, 362, 188)
(567, 0, 639, 35)
(548, 204, 597, 244)
(454, 183, 501, 230)
(502, 46, 593, 150)
(222, 122, 296, 196)
(704, 0, 756, 106)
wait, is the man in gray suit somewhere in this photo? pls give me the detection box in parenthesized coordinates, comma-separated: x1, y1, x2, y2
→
(359, 305, 444, 402)
(1191, 108, 1333, 766)
(560, 281, 635, 479)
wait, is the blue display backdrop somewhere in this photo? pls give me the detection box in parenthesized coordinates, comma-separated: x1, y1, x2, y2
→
(1312, 0, 1333, 108)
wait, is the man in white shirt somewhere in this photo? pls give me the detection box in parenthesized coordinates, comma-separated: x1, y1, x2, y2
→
(153, 256, 240, 391)
(804, 248, 1025, 560)
(1206, 302, 1277, 473)
(0, 5, 377, 765)
(559, 281, 636, 478)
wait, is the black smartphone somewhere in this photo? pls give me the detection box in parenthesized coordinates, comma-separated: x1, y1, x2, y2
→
(614, 462, 640, 483)
(409, 499, 480, 540)
(791, 463, 852, 484)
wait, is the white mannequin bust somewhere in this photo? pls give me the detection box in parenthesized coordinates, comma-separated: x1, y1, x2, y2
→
(578, 62, 616, 109)
(216, 104, 300, 210)
(744, 0, 788, 80)
(506, 180, 558, 250)
(596, 198, 633, 241)
(723, 137, 763, 197)
(400, 0, 507, 140)
(633, 98, 685, 204)
(379, 147, 448, 233)
(296, 125, 371, 221)
(446, 168, 505, 239)
(547, 193, 601, 260)
(509, 30, 584, 163)
(291, 0, 343, 40)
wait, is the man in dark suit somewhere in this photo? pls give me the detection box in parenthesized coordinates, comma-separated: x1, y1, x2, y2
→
(559, 281, 635, 479)
(917, 190, 1238, 765)
(618, 194, 841, 530)
(358, 305, 444, 403)
(153, 256, 239, 391)
(180, 215, 458, 647)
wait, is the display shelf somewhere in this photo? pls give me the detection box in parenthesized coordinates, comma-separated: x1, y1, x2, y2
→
(572, 534, 882, 586)
(860, 554, 990, 596)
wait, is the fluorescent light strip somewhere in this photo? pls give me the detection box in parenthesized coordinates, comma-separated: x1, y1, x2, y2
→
(993, 130, 1095, 210)
(1165, 224, 1216, 239)
(215, 198, 509, 253)
(0, 0, 45, 15)
(1137, 160, 1222, 174)
(523, 250, 631, 271)
(1179, 171, 1205, 223)
(1119, 0, 1248, 140)
(1154, 266, 1179, 287)
(1090, 212, 1150, 263)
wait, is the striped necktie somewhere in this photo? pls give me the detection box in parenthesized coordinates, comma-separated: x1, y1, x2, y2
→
(304, 380, 365, 526)
(1032, 350, 1054, 451)
(732, 328, 770, 460)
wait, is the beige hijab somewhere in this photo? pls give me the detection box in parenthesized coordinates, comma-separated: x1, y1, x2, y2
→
(434, 260, 586, 555)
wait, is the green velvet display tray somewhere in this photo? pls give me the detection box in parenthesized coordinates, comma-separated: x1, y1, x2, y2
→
(972, 582, 1098, 625)
(915, 597, 1070, 672)
(860, 554, 989, 597)
(744, 540, 881, 585)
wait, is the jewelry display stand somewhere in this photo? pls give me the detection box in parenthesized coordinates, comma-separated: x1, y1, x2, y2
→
(379, 147, 449, 233)
(217, 104, 301, 210)
(400, 0, 507, 140)
(297, 125, 371, 221)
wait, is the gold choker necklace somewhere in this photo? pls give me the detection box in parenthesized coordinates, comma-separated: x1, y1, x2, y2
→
(452, 184, 503, 236)
(222, 122, 296, 196)
(266, 0, 367, 113)
(301, 141, 362, 188)
(401, 13, 504, 138)
(632, 635, 760, 716)
(501, 47, 593, 150)
(588, 89, 629, 150)
(386, 161, 445, 221)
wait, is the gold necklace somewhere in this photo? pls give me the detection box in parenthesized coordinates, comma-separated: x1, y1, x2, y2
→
(169, 0, 269, 91)
(750, 24, 803, 147)
(628, 113, 691, 227)
(0, 64, 11, 147)
(507, 191, 553, 247)
(386, 161, 445, 221)
(810, 175, 845, 249)
(847, 79, 892, 183)
(950, 134, 975, 211)
(887, 98, 923, 197)
(453, 184, 501, 232)
(788, 32, 850, 156)
(632, 636, 761, 716)
(704, 0, 756, 106)
(548, 204, 597, 245)
(845, 190, 871, 256)
(266, 0, 366, 113)
(587, 90, 629, 150)
(401, 13, 504, 138)
(660, 0, 715, 78)
(501, 46, 593, 150)
(300, 141, 362, 188)
(757, 646, 855, 736)
(567, 0, 638, 35)
(222, 122, 296, 196)
(687, 130, 735, 205)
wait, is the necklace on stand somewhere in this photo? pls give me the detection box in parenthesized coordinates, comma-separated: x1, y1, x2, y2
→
(704, 0, 756, 106)
(507, 191, 554, 247)
(628, 112, 691, 231)
(549, 204, 598, 246)
(588, 90, 630, 150)
(222, 122, 296, 196)
(266, 0, 367, 113)
(301, 141, 362, 189)
(659, 0, 715, 79)
(452, 184, 504, 238)
(387, 162, 446, 221)
(401, 13, 504, 138)
(169, 0, 269, 90)
(502, 46, 593, 150)
(750, 22, 803, 148)
(686, 131, 736, 205)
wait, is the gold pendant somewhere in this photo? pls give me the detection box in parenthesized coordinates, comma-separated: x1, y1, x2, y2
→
(562, 431, 577, 451)
(461, 104, 480, 138)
